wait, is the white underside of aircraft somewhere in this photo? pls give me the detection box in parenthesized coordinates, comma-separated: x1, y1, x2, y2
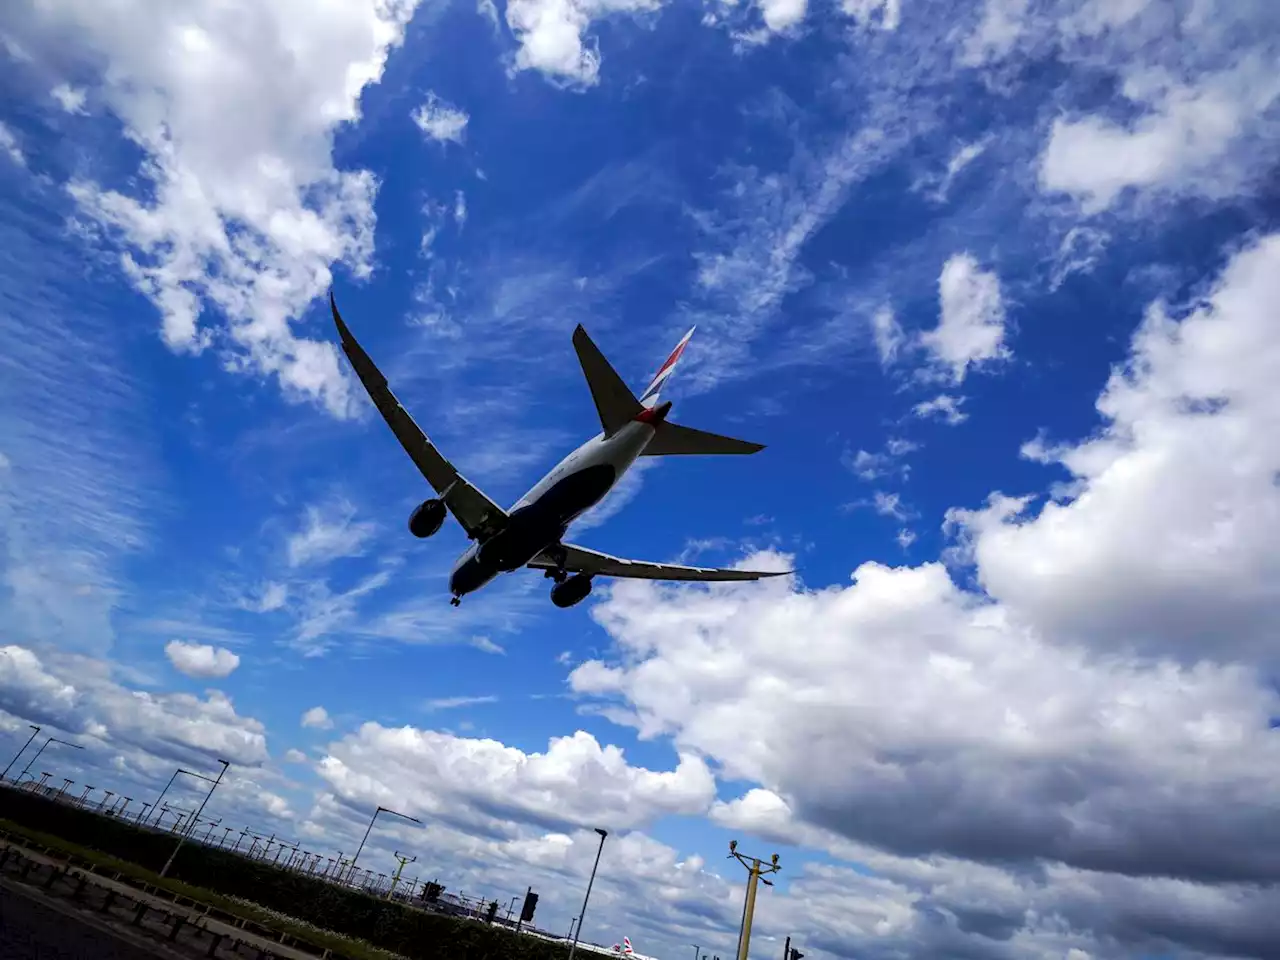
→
(329, 291, 790, 608)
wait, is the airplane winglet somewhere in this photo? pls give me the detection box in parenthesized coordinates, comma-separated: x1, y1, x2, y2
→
(329, 289, 353, 342)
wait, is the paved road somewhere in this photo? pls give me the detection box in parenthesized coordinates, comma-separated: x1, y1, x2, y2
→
(0, 886, 163, 960)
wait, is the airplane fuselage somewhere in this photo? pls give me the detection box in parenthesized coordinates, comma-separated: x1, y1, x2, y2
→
(447, 413, 662, 601)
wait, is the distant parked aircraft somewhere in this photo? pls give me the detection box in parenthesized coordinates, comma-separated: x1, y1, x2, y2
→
(330, 291, 789, 608)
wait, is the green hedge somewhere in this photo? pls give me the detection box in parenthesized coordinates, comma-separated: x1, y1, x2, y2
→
(0, 786, 566, 960)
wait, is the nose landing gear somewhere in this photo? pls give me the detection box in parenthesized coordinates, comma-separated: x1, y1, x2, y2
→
(450, 595, 461, 607)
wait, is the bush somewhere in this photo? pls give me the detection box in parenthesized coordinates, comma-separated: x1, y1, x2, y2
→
(0, 786, 567, 960)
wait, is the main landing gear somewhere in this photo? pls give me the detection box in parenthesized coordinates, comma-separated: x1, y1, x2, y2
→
(450, 595, 461, 607)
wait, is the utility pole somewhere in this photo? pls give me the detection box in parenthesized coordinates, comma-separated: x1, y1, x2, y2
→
(728, 840, 780, 960)
(387, 851, 417, 900)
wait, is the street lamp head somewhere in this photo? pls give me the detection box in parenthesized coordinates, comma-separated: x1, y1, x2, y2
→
(771, 853, 779, 866)
(595, 828, 608, 838)
(728, 839, 738, 854)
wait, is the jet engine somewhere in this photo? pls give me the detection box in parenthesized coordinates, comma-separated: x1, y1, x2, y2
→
(408, 498, 447, 538)
(550, 573, 592, 608)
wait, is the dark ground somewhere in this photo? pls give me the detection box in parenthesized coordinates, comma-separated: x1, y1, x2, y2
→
(0, 886, 165, 960)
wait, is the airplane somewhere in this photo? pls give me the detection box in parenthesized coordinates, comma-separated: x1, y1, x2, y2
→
(329, 291, 790, 609)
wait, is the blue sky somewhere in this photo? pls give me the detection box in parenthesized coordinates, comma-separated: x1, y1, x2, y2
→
(3, 0, 1280, 958)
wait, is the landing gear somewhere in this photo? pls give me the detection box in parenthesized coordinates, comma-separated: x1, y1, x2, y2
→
(550, 573, 592, 608)
(450, 595, 461, 607)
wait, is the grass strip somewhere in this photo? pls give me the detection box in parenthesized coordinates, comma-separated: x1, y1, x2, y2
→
(0, 819, 401, 960)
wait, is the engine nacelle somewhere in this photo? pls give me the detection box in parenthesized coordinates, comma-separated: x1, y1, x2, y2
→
(408, 498, 447, 538)
(550, 573, 592, 608)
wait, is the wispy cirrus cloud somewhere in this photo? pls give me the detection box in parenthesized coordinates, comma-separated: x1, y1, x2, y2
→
(0, 182, 162, 658)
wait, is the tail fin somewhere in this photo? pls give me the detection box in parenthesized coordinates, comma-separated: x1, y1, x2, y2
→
(573, 325, 643, 438)
(638, 326, 695, 408)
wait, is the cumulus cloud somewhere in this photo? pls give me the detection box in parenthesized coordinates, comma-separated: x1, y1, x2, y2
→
(411, 91, 469, 144)
(4, 0, 424, 418)
(918, 253, 1010, 383)
(1040, 56, 1280, 213)
(163, 640, 241, 679)
(953, 231, 1280, 663)
(0, 644, 267, 766)
(558, 234, 1280, 955)
(300, 706, 334, 730)
(316, 725, 716, 834)
(504, 0, 662, 87)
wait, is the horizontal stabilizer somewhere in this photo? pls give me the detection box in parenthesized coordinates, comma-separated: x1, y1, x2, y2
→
(573, 325, 643, 438)
(641, 420, 764, 456)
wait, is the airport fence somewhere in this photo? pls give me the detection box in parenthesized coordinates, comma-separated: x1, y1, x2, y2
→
(0, 785, 570, 960)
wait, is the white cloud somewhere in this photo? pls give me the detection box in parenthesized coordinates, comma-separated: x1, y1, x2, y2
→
(241, 580, 288, 613)
(0, 122, 24, 166)
(504, 0, 662, 87)
(163, 640, 241, 679)
(869, 305, 903, 368)
(301, 705, 333, 729)
(283, 747, 308, 763)
(960, 0, 1029, 67)
(453, 189, 467, 226)
(0, 644, 267, 766)
(423, 695, 498, 711)
(286, 498, 376, 568)
(1039, 53, 1280, 213)
(50, 82, 87, 114)
(912, 393, 968, 425)
(952, 230, 1280, 663)
(919, 253, 1010, 383)
(1049, 225, 1109, 290)
(758, 0, 807, 33)
(841, 0, 900, 31)
(411, 91, 469, 144)
(7, 0, 424, 418)
(316, 725, 716, 832)
(845, 437, 918, 481)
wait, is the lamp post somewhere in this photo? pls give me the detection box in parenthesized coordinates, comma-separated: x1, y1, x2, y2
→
(160, 759, 229, 877)
(728, 840, 781, 960)
(147, 766, 215, 826)
(1, 724, 40, 782)
(16, 736, 82, 784)
(567, 828, 608, 960)
(347, 806, 422, 884)
(693, 945, 701, 960)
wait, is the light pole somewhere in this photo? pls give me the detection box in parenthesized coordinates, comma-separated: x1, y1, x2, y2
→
(693, 944, 700, 960)
(17, 736, 82, 784)
(347, 805, 422, 884)
(160, 759, 229, 877)
(567, 828, 608, 960)
(2, 724, 40, 782)
(728, 840, 780, 960)
(147, 766, 215, 826)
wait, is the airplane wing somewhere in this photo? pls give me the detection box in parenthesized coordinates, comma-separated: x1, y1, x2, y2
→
(330, 292, 508, 542)
(528, 543, 792, 582)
